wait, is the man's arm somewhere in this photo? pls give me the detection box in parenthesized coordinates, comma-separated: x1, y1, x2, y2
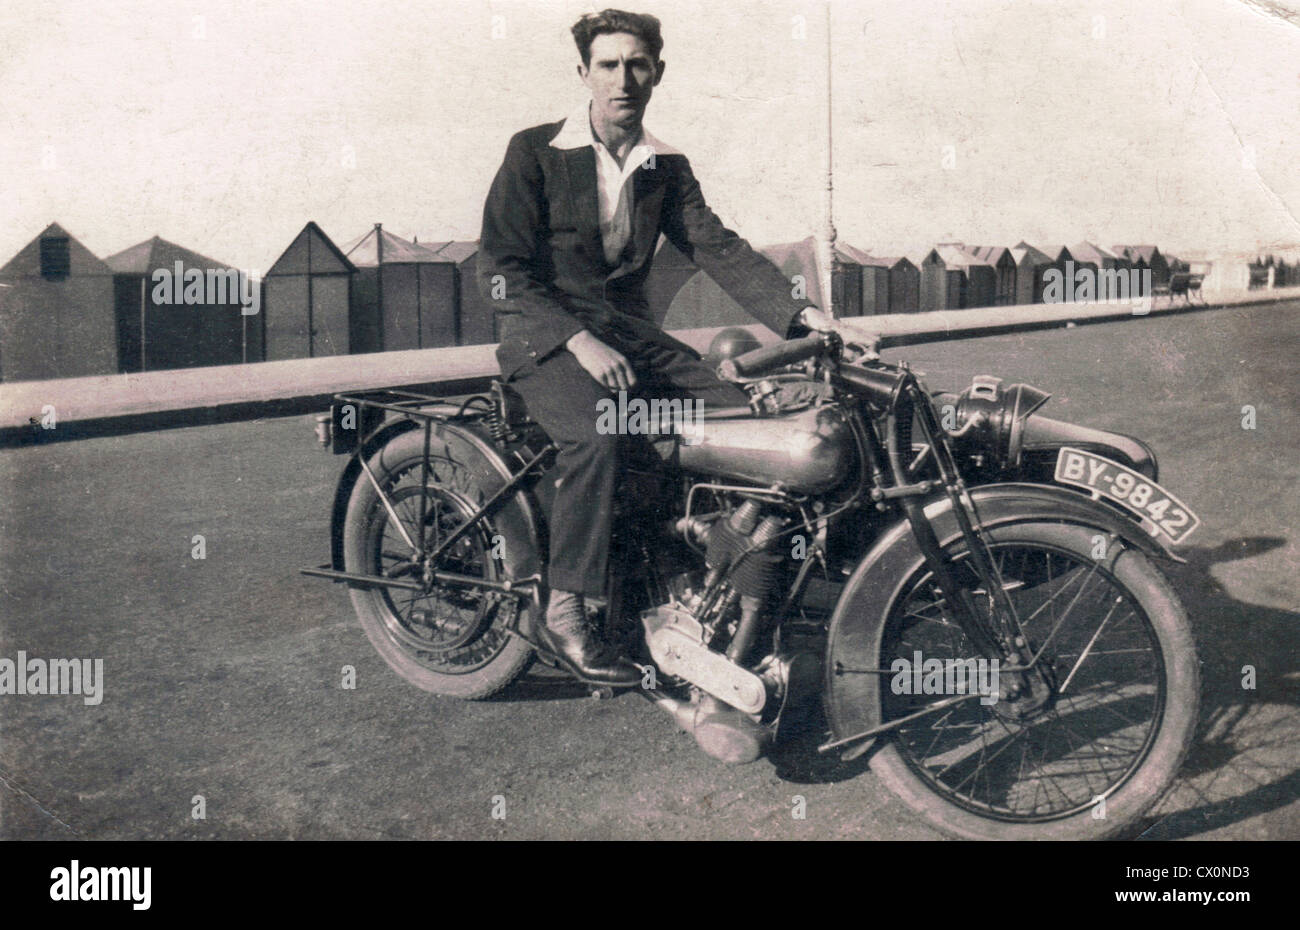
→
(662, 157, 824, 337)
(477, 131, 588, 363)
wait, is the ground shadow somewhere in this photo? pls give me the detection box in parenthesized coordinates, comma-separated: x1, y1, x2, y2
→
(1133, 536, 1299, 838)
(488, 663, 597, 703)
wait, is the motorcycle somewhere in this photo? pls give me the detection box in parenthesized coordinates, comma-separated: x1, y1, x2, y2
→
(301, 325, 1201, 840)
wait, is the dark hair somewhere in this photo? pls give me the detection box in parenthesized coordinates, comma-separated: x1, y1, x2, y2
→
(571, 9, 663, 66)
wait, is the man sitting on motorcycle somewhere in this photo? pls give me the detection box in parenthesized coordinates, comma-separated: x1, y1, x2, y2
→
(477, 8, 834, 686)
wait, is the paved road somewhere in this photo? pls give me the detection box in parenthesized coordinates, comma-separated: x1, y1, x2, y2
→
(1, 302, 1296, 839)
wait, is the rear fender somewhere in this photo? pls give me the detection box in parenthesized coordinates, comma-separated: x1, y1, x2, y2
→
(327, 417, 544, 592)
(328, 417, 419, 571)
(823, 481, 1181, 754)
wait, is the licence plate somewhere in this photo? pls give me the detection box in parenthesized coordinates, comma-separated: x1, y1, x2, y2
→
(1054, 447, 1200, 545)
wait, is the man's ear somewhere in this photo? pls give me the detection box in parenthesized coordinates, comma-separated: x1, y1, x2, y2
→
(654, 59, 666, 86)
(577, 62, 590, 87)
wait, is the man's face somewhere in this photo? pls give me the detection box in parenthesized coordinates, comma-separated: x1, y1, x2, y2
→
(578, 32, 664, 127)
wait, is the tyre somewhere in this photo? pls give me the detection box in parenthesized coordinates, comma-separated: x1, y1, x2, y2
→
(341, 429, 535, 699)
(860, 521, 1199, 840)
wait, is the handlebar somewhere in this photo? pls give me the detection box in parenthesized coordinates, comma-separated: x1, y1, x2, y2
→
(717, 333, 830, 381)
(716, 328, 909, 411)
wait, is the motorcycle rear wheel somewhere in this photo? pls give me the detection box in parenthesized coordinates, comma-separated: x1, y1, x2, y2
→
(341, 431, 534, 699)
(865, 521, 1199, 840)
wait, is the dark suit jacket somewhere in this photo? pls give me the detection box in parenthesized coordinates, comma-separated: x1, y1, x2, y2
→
(477, 117, 814, 379)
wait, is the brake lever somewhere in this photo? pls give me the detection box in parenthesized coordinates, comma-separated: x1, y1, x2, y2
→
(825, 321, 880, 363)
(839, 338, 881, 364)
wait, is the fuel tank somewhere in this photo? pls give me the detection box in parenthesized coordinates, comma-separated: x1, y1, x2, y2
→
(678, 404, 853, 493)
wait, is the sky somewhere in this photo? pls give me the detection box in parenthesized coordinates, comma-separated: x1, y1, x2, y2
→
(2, 0, 1298, 273)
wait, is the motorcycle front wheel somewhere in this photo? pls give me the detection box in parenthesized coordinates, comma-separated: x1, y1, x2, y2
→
(861, 521, 1199, 840)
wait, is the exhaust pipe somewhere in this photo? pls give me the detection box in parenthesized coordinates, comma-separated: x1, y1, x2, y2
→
(641, 691, 770, 764)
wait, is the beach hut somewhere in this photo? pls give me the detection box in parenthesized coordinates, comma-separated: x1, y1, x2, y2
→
(659, 236, 869, 329)
(921, 244, 996, 310)
(1010, 242, 1055, 305)
(964, 246, 1018, 305)
(0, 222, 116, 382)
(859, 255, 920, 315)
(1039, 246, 1095, 303)
(1070, 242, 1135, 300)
(106, 236, 246, 373)
(859, 255, 890, 315)
(644, 238, 702, 327)
(887, 256, 921, 314)
(659, 265, 751, 330)
(426, 240, 494, 345)
(342, 225, 457, 353)
(1112, 245, 1170, 293)
(262, 222, 356, 360)
(920, 246, 962, 311)
(759, 237, 870, 317)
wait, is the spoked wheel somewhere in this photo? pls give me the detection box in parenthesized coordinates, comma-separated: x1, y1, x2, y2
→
(342, 433, 534, 699)
(868, 521, 1199, 840)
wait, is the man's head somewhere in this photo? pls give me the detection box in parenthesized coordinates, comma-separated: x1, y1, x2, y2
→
(572, 10, 665, 129)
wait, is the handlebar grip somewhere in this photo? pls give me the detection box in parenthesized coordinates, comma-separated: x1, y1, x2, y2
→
(718, 334, 828, 380)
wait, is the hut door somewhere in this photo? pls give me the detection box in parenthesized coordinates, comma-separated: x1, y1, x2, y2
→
(265, 277, 310, 360)
(310, 276, 349, 356)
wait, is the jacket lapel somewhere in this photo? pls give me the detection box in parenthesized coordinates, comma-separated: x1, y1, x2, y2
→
(561, 147, 603, 257)
(607, 163, 668, 283)
(560, 142, 669, 282)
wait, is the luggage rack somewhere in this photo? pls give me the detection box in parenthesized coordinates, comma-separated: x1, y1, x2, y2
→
(333, 387, 496, 422)
(312, 387, 500, 450)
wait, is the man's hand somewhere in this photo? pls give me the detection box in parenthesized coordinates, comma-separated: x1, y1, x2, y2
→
(798, 305, 836, 332)
(566, 330, 638, 392)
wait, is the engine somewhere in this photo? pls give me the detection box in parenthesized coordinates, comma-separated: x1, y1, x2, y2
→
(701, 498, 786, 599)
(638, 488, 822, 764)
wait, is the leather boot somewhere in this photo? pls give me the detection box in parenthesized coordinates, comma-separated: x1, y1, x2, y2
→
(538, 591, 641, 687)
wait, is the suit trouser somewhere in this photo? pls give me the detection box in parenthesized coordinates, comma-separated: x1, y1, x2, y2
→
(504, 333, 750, 597)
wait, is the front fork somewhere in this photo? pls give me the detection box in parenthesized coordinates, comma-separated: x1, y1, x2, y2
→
(889, 381, 1055, 710)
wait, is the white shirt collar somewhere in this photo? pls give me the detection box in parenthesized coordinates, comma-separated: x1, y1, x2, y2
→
(549, 98, 680, 156)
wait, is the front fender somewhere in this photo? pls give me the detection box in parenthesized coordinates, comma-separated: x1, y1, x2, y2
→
(822, 481, 1182, 756)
